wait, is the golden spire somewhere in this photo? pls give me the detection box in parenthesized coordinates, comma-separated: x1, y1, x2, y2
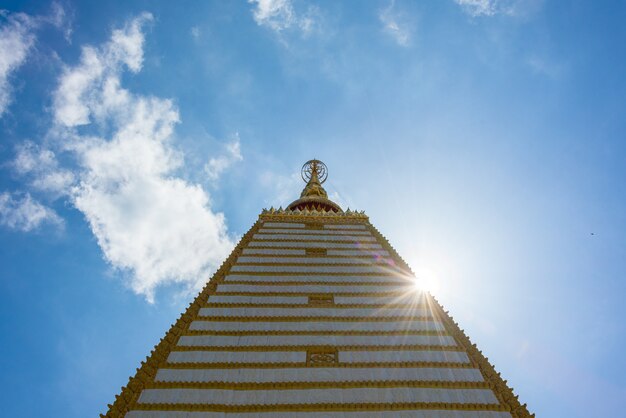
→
(287, 159, 342, 212)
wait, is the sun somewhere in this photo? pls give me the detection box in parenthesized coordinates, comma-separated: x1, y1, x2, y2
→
(407, 262, 443, 296)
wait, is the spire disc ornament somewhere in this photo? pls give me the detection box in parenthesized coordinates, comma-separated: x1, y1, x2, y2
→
(301, 159, 328, 184)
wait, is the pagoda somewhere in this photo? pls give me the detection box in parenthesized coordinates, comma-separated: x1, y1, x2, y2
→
(103, 159, 533, 417)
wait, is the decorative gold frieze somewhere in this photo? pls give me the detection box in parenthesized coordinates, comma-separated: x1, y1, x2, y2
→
(308, 294, 334, 305)
(305, 247, 327, 256)
(306, 347, 338, 366)
(131, 402, 507, 413)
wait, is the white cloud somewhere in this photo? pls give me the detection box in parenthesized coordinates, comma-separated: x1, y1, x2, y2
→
(190, 26, 200, 40)
(454, 0, 542, 17)
(379, 1, 412, 47)
(205, 135, 243, 182)
(0, 10, 37, 116)
(13, 141, 75, 194)
(527, 55, 565, 79)
(0, 191, 63, 231)
(454, 0, 498, 16)
(50, 13, 236, 302)
(249, 0, 319, 35)
(0, 4, 72, 117)
(259, 169, 301, 207)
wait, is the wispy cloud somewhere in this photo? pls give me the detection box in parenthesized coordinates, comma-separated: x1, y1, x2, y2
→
(0, 4, 72, 117)
(454, 0, 499, 16)
(13, 141, 75, 195)
(190, 26, 200, 40)
(205, 134, 243, 182)
(0, 192, 63, 231)
(527, 54, 566, 79)
(379, 0, 413, 47)
(249, 0, 319, 36)
(44, 13, 236, 302)
(0, 10, 36, 116)
(453, 0, 542, 17)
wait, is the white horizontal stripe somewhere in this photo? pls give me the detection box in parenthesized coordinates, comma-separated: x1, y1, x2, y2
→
(253, 234, 377, 242)
(327, 249, 390, 256)
(258, 228, 372, 236)
(166, 349, 467, 365)
(198, 307, 430, 317)
(224, 274, 407, 284)
(339, 350, 469, 364)
(261, 222, 305, 228)
(248, 241, 382, 249)
(156, 367, 482, 383)
(128, 411, 512, 418)
(177, 334, 456, 347)
(236, 256, 395, 265)
(138, 387, 498, 405)
(206, 294, 425, 305)
(216, 284, 413, 293)
(229, 265, 406, 274)
(167, 351, 305, 364)
(325, 224, 367, 230)
(259, 222, 368, 230)
(188, 320, 444, 332)
(207, 295, 310, 304)
(334, 294, 424, 304)
(242, 248, 306, 255)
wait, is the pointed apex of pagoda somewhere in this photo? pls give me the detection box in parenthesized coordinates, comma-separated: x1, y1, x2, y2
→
(287, 159, 342, 212)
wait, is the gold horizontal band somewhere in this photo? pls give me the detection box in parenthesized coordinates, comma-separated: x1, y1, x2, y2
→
(171, 345, 460, 352)
(212, 291, 414, 296)
(257, 232, 372, 237)
(194, 316, 436, 322)
(251, 239, 378, 244)
(259, 226, 368, 231)
(202, 303, 428, 309)
(244, 246, 383, 250)
(147, 380, 489, 390)
(162, 361, 475, 370)
(184, 330, 449, 336)
(224, 272, 408, 277)
(132, 401, 505, 413)
(222, 281, 411, 286)
(233, 262, 398, 267)
(239, 254, 389, 259)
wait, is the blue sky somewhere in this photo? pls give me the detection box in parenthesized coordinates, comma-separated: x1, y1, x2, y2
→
(0, 0, 625, 416)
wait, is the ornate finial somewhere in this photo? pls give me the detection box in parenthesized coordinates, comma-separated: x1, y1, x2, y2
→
(301, 159, 328, 184)
(286, 159, 342, 213)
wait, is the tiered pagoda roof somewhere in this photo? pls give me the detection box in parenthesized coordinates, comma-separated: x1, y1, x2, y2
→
(103, 159, 532, 418)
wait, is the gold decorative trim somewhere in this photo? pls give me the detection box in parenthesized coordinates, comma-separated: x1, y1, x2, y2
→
(222, 281, 411, 286)
(184, 330, 448, 336)
(161, 361, 475, 370)
(101, 218, 264, 417)
(131, 402, 506, 413)
(220, 272, 405, 277)
(251, 239, 377, 244)
(232, 262, 405, 267)
(245, 245, 384, 250)
(193, 315, 436, 322)
(202, 303, 428, 309)
(239, 254, 387, 259)
(211, 290, 413, 296)
(305, 247, 327, 256)
(367, 221, 534, 417)
(170, 345, 462, 352)
(146, 380, 490, 390)
(308, 294, 334, 305)
(306, 346, 338, 366)
(259, 207, 369, 223)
